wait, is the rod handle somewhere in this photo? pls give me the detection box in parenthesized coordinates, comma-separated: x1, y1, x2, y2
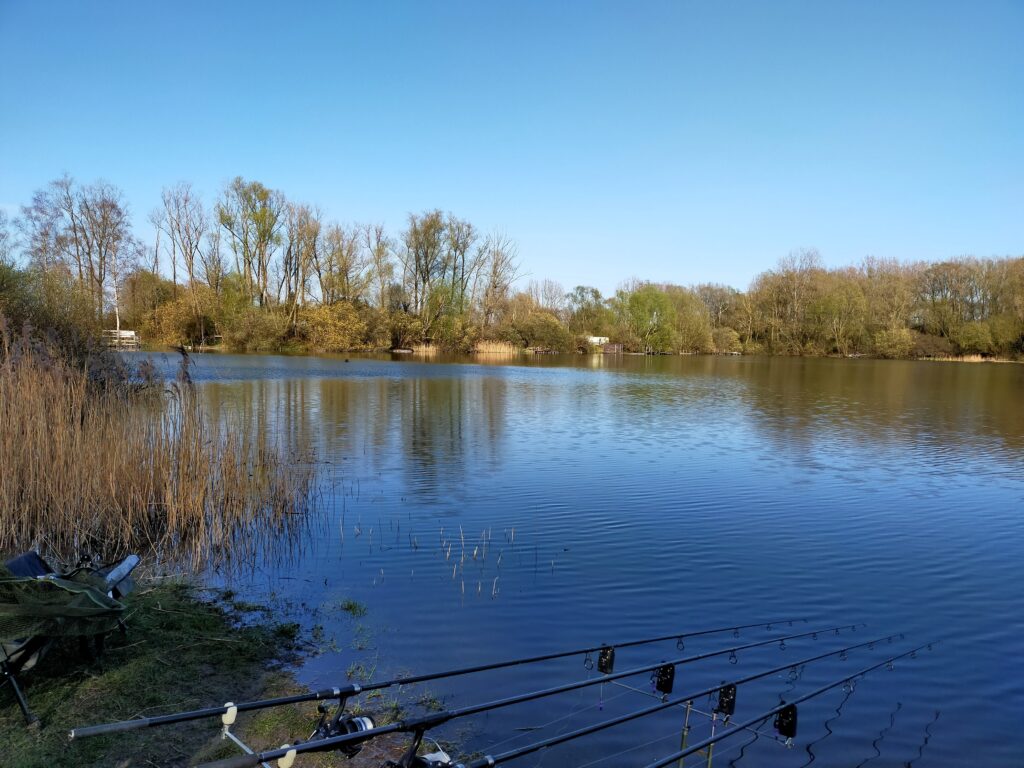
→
(69, 718, 150, 739)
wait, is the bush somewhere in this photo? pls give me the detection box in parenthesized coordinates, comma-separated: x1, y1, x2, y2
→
(911, 331, 954, 358)
(712, 327, 742, 353)
(432, 313, 480, 352)
(359, 305, 391, 349)
(516, 311, 574, 352)
(950, 322, 993, 355)
(221, 308, 290, 352)
(872, 328, 914, 359)
(297, 303, 367, 352)
(987, 314, 1023, 356)
(387, 311, 423, 349)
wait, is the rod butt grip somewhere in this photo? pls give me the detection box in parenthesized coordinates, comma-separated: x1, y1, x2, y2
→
(69, 718, 150, 739)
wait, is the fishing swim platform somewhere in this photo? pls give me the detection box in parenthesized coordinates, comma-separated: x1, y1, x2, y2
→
(102, 329, 141, 349)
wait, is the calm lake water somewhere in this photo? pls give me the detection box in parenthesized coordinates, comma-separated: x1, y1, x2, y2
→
(140, 351, 1024, 767)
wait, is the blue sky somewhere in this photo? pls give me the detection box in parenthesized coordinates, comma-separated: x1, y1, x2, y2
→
(1, 1, 1021, 294)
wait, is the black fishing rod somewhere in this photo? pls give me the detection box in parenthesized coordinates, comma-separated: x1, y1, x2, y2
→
(451, 632, 905, 768)
(69, 617, 803, 739)
(194, 623, 860, 768)
(643, 642, 936, 768)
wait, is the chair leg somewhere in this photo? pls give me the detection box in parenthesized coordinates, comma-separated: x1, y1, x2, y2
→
(2, 669, 38, 725)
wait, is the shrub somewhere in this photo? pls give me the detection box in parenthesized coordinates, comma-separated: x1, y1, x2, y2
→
(911, 331, 954, 358)
(221, 308, 290, 352)
(516, 311, 574, 352)
(872, 328, 914, 359)
(950, 322, 993, 355)
(298, 303, 367, 352)
(388, 311, 423, 349)
(712, 327, 742, 353)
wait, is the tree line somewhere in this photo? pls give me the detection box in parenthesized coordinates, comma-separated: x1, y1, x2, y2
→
(1, 174, 1022, 359)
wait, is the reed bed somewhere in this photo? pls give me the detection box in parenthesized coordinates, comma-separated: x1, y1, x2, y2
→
(473, 340, 523, 356)
(0, 322, 317, 568)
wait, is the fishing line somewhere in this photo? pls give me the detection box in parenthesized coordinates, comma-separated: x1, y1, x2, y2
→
(854, 700, 902, 768)
(798, 679, 856, 767)
(192, 624, 858, 768)
(905, 710, 940, 767)
(723, 715, 773, 768)
(562, 729, 681, 768)
(642, 643, 935, 768)
(606, 677, 786, 745)
(484, 687, 634, 754)
(451, 632, 899, 768)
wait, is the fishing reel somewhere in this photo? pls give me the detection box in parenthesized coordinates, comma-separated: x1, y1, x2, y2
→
(311, 700, 375, 758)
(392, 751, 453, 768)
(383, 727, 454, 768)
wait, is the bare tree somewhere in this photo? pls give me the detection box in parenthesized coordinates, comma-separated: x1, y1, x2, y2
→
(18, 188, 62, 272)
(107, 235, 143, 333)
(527, 278, 566, 315)
(200, 227, 226, 294)
(161, 182, 210, 338)
(363, 223, 394, 310)
(281, 204, 321, 328)
(161, 183, 207, 288)
(477, 233, 520, 327)
(0, 210, 16, 266)
(313, 222, 365, 305)
(444, 215, 479, 315)
(401, 210, 446, 316)
(149, 207, 177, 296)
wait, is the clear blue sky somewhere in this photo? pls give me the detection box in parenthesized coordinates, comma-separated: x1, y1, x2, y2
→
(1, 1, 1021, 294)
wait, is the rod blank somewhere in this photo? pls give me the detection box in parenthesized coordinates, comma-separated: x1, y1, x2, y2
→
(194, 623, 862, 768)
(69, 618, 803, 739)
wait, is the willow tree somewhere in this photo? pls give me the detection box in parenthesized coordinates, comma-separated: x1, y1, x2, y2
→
(217, 177, 286, 307)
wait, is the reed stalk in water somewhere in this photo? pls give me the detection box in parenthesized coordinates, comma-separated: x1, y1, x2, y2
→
(0, 320, 316, 567)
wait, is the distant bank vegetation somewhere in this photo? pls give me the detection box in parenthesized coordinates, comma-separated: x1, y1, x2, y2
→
(1, 175, 1022, 360)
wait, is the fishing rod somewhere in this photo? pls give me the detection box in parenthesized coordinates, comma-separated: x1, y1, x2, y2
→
(451, 632, 904, 768)
(643, 642, 936, 768)
(69, 617, 803, 739)
(193, 623, 861, 768)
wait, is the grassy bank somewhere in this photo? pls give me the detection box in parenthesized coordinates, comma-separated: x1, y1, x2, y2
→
(0, 581, 407, 768)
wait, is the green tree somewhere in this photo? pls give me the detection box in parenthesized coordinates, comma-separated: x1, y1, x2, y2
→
(216, 177, 286, 307)
(565, 285, 612, 336)
(613, 283, 676, 353)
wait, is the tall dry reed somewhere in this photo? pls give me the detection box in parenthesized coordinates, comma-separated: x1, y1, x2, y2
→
(0, 321, 316, 568)
(473, 340, 523, 356)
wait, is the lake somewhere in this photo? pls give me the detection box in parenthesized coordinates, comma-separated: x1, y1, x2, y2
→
(138, 351, 1024, 767)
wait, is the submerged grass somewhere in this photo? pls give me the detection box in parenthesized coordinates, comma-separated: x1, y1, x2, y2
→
(0, 320, 317, 566)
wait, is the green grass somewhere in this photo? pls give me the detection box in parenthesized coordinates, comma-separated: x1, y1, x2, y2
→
(0, 581, 420, 767)
(0, 581, 305, 767)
